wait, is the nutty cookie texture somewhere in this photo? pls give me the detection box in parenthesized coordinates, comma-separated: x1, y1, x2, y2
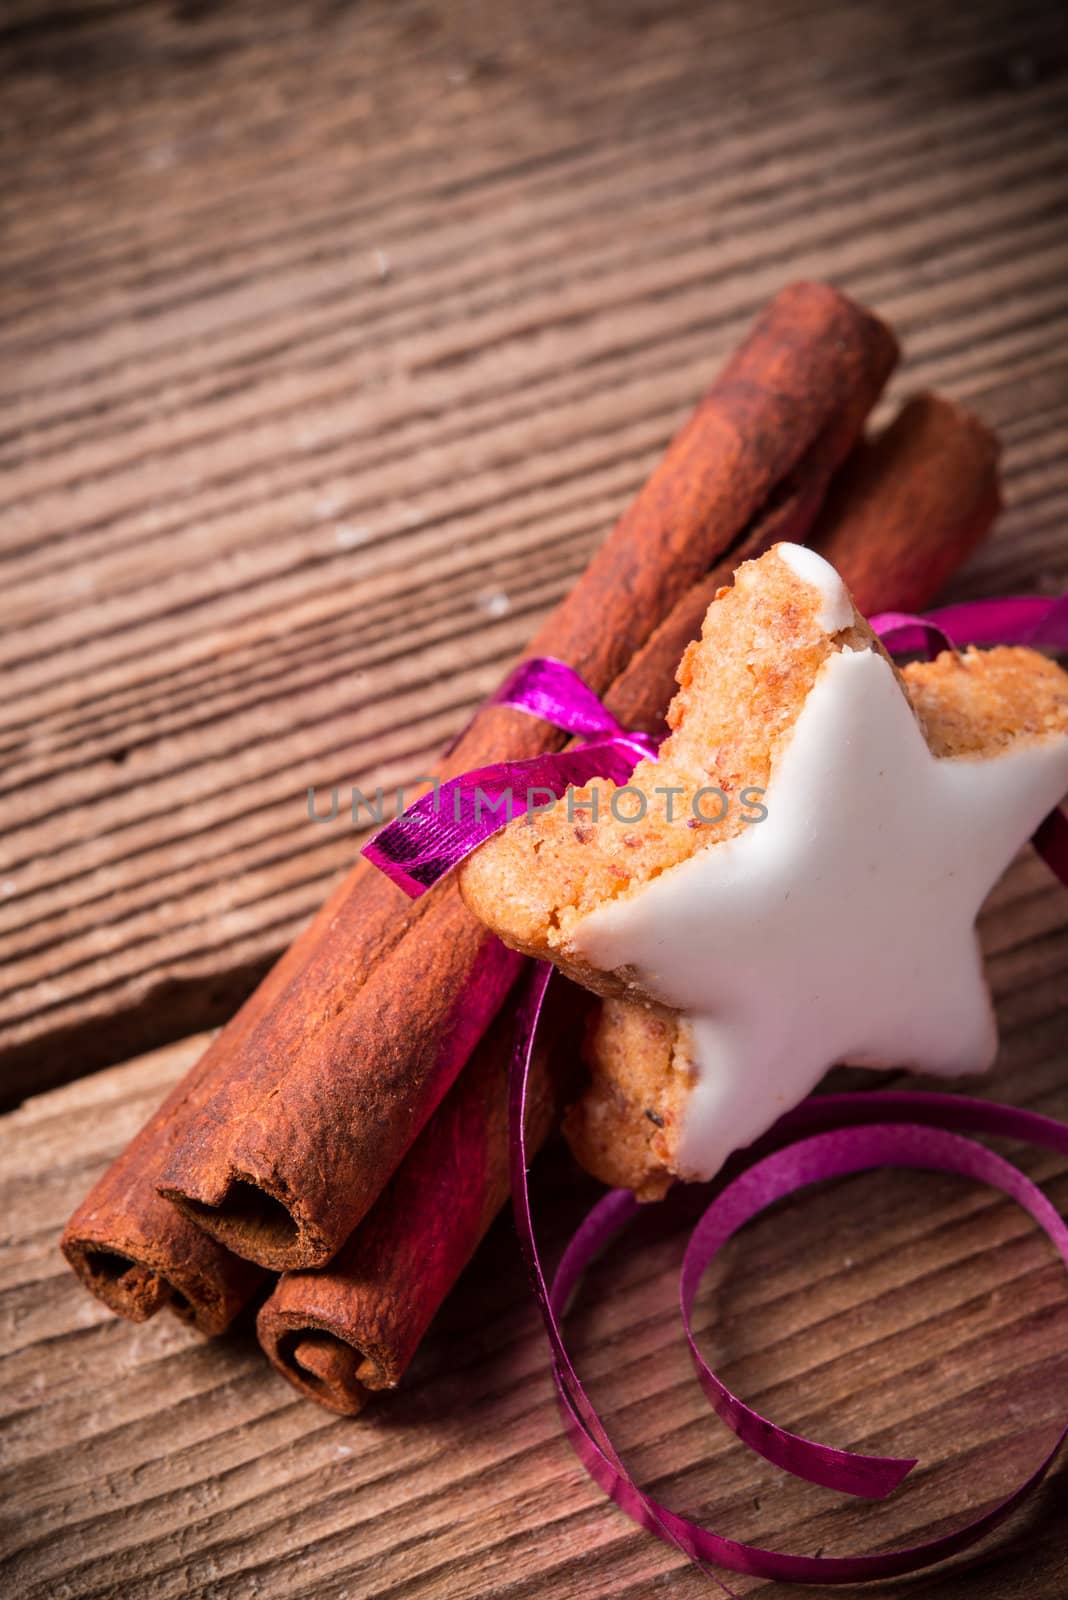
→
(459, 545, 1068, 1199)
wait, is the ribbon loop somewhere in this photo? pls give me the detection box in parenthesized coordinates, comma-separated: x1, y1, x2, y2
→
(492, 655, 655, 746)
(512, 963, 1068, 1584)
(363, 740, 651, 898)
(870, 592, 1068, 656)
(363, 658, 659, 897)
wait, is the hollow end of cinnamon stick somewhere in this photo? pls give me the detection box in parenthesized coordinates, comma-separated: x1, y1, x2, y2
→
(59, 1229, 243, 1335)
(258, 1309, 392, 1416)
(160, 1174, 312, 1274)
(61, 1240, 174, 1321)
(61, 1185, 266, 1335)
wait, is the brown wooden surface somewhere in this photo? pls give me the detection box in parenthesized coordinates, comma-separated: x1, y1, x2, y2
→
(2, 0, 1068, 1595)
(3, 858, 1068, 1599)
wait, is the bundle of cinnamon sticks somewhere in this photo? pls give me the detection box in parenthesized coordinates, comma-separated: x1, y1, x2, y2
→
(62, 282, 1003, 1414)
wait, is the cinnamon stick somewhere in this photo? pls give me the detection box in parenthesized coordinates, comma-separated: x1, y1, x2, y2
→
(257, 982, 581, 1412)
(151, 283, 895, 1274)
(810, 392, 1001, 611)
(62, 284, 893, 1326)
(252, 388, 1002, 1410)
(614, 394, 1000, 733)
(59, 873, 361, 1331)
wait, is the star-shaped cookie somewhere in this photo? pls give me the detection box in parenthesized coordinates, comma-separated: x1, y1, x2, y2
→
(460, 545, 1068, 1194)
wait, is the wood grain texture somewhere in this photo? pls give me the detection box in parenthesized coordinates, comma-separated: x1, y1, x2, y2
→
(2, 0, 1068, 1592)
(2, 851, 1068, 1599)
(2, 0, 1068, 1098)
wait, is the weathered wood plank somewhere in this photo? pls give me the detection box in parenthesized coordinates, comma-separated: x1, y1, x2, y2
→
(2, 845, 1067, 1598)
(3, 3, 1068, 1596)
(2, 0, 1068, 1096)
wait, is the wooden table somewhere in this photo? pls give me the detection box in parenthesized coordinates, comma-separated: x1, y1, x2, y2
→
(2, 2, 1067, 1595)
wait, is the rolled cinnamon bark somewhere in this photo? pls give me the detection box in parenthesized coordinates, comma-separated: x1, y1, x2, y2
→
(253, 387, 1003, 1410)
(256, 982, 581, 1412)
(153, 283, 896, 1273)
(63, 283, 894, 1324)
(60, 873, 361, 1332)
(67, 281, 891, 1322)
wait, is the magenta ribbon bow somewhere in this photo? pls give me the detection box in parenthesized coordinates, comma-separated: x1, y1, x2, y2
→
(363, 593, 1068, 1586)
(364, 655, 661, 896)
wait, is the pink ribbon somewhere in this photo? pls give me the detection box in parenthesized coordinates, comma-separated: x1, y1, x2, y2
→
(870, 593, 1068, 657)
(364, 656, 659, 897)
(363, 592, 1068, 1583)
(511, 964, 1068, 1585)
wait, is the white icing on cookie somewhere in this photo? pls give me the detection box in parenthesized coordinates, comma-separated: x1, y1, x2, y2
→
(776, 542, 854, 632)
(571, 645, 1068, 1182)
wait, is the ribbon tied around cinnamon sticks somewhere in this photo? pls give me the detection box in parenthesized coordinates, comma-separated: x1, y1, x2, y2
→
(364, 654, 662, 897)
(363, 593, 1068, 1584)
(366, 596, 1068, 894)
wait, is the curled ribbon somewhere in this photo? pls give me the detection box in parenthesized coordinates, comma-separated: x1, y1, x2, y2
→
(364, 592, 1068, 1582)
(512, 963, 1068, 1585)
